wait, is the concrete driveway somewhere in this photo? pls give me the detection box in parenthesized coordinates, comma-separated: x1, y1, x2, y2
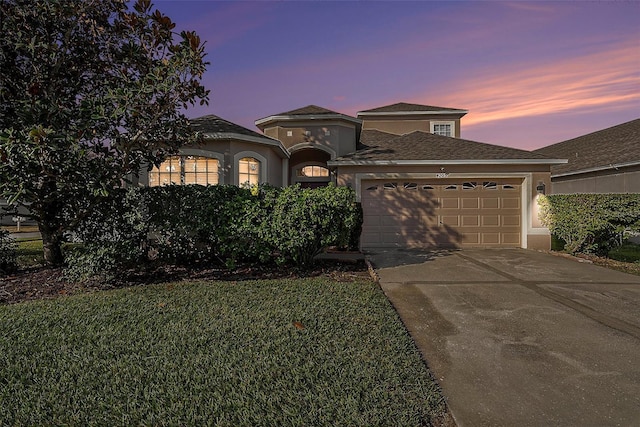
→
(367, 248, 640, 427)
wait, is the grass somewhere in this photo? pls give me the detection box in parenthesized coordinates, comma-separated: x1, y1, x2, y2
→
(0, 278, 447, 426)
(14, 238, 44, 267)
(1, 225, 40, 233)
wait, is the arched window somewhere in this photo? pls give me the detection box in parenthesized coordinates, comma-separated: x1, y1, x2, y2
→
(238, 157, 260, 186)
(296, 165, 329, 178)
(149, 155, 219, 186)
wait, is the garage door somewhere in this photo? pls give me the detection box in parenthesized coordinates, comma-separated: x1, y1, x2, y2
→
(360, 179, 522, 249)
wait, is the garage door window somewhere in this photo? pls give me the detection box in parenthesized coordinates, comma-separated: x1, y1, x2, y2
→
(463, 182, 477, 190)
(483, 182, 498, 190)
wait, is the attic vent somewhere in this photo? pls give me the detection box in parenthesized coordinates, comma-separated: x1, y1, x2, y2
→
(383, 182, 397, 190)
(403, 182, 418, 190)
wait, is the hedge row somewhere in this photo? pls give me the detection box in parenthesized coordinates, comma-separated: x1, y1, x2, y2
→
(66, 184, 362, 281)
(538, 194, 640, 254)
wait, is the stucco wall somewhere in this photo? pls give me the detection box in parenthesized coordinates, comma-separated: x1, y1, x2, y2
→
(263, 121, 357, 158)
(360, 114, 463, 137)
(138, 138, 285, 187)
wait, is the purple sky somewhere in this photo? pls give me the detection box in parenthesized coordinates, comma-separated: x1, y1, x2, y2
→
(156, 0, 640, 150)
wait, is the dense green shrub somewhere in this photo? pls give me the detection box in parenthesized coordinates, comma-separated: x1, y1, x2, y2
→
(65, 188, 150, 281)
(268, 185, 360, 267)
(144, 184, 279, 267)
(0, 229, 17, 275)
(608, 243, 640, 263)
(539, 194, 640, 255)
(66, 184, 362, 279)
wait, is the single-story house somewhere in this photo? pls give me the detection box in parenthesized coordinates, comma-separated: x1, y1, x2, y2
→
(152, 102, 566, 251)
(533, 119, 640, 194)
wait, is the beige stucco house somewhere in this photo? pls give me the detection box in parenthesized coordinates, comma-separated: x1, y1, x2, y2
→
(533, 119, 640, 194)
(142, 102, 567, 251)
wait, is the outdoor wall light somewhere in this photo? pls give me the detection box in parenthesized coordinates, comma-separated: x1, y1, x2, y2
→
(536, 182, 546, 195)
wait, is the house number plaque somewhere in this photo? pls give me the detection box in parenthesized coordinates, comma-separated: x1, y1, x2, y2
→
(435, 173, 450, 178)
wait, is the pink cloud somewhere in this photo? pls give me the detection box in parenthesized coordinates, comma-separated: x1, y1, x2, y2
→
(428, 38, 639, 128)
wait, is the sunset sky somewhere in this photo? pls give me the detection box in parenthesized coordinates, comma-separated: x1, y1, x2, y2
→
(156, 0, 640, 150)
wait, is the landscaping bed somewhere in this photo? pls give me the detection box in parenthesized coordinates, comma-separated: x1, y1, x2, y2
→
(0, 277, 450, 426)
(0, 258, 370, 305)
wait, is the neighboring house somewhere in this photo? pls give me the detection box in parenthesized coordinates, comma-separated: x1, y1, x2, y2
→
(156, 102, 566, 251)
(533, 119, 640, 194)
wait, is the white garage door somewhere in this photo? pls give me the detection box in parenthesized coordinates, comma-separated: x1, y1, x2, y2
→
(360, 179, 522, 249)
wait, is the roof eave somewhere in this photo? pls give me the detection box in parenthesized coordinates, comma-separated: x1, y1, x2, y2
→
(203, 132, 290, 158)
(356, 110, 468, 118)
(551, 160, 640, 178)
(328, 158, 568, 166)
(255, 114, 362, 129)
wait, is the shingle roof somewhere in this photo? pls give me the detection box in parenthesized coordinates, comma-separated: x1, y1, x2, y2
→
(334, 130, 556, 162)
(255, 105, 360, 129)
(533, 119, 640, 175)
(275, 105, 342, 116)
(190, 114, 270, 140)
(358, 102, 467, 114)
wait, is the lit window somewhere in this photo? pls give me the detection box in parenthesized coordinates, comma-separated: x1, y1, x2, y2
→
(304, 130, 311, 136)
(239, 157, 260, 186)
(296, 166, 329, 177)
(287, 130, 293, 137)
(324, 130, 331, 136)
(149, 156, 219, 187)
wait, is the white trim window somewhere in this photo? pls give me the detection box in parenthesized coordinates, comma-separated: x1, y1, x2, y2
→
(238, 157, 261, 187)
(430, 121, 455, 137)
(149, 155, 219, 186)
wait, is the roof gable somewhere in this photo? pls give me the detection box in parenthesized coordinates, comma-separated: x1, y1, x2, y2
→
(534, 119, 640, 175)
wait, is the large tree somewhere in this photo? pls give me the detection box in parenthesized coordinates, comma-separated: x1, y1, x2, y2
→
(0, 0, 209, 265)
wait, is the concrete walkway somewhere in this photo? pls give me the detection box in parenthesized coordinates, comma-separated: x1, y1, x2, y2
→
(368, 248, 640, 427)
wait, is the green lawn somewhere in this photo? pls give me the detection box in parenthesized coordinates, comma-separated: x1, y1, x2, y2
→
(0, 278, 447, 426)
